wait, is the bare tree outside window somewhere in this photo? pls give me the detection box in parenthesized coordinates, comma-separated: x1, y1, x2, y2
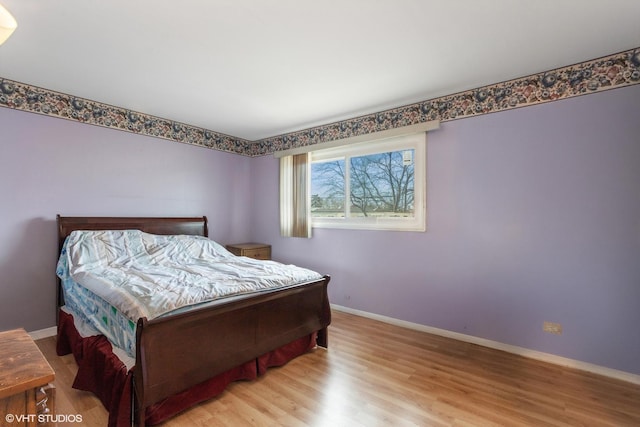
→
(311, 159, 345, 217)
(311, 149, 415, 218)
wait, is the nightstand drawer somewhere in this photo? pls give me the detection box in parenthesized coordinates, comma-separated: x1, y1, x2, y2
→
(226, 243, 271, 260)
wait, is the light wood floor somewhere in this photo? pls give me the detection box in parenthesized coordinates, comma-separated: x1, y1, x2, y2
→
(36, 310, 640, 426)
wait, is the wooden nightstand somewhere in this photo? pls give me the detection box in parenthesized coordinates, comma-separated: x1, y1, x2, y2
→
(226, 243, 271, 260)
(0, 329, 56, 427)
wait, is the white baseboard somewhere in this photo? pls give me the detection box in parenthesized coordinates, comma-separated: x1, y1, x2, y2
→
(331, 304, 640, 385)
(28, 326, 57, 341)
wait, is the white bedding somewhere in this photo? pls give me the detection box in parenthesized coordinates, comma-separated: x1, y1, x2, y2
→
(57, 229, 323, 322)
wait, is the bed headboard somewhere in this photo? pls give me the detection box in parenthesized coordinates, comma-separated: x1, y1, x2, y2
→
(56, 215, 208, 252)
(55, 215, 208, 309)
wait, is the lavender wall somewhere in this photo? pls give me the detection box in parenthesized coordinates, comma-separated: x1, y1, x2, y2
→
(1, 83, 638, 375)
(0, 108, 252, 332)
(249, 85, 640, 375)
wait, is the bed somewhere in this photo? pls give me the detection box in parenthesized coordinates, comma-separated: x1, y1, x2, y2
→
(55, 215, 331, 426)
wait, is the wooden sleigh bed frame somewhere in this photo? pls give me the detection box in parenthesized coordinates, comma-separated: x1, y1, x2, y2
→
(56, 215, 331, 426)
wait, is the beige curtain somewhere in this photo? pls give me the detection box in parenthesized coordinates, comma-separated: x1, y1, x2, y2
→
(280, 153, 311, 238)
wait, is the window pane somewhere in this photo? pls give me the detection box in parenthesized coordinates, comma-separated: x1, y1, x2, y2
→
(349, 150, 414, 218)
(311, 159, 346, 218)
(309, 132, 426, 231)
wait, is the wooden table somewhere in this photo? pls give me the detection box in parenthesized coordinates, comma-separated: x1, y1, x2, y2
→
(0, 329, 55, 426)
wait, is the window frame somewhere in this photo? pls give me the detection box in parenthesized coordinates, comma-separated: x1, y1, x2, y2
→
(310, 133, 426, 232)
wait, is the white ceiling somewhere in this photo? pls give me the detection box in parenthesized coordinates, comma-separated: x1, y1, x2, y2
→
(1, 1, 639, 141)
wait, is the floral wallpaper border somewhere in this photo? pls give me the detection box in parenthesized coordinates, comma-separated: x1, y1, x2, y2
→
(1, 48, 639, 157)
(250, 47, 640, 156)
(0, 79, 252, 155)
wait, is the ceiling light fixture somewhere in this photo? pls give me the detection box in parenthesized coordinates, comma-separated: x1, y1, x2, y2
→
(0, 3, 17, 45)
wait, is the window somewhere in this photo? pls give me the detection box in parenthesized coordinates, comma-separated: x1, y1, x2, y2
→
(310, 133, 426, 231)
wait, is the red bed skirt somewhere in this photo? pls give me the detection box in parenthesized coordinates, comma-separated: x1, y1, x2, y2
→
(56, 310, 316, 426)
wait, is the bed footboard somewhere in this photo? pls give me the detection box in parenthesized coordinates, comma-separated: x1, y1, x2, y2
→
(134, 275, 330, 426)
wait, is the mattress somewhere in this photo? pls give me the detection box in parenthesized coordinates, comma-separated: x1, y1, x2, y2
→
(59, 275, 139, 358)
(60, 304, 135, 370)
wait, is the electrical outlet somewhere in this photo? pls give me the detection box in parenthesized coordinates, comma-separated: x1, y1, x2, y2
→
(543, 321, 562, 335)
